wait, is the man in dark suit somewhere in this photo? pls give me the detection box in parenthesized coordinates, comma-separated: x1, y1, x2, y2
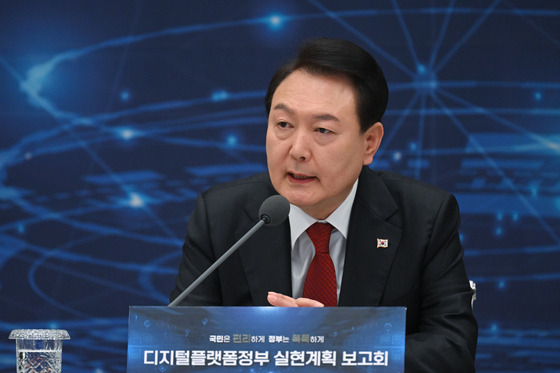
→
(171, 38, 477, 372)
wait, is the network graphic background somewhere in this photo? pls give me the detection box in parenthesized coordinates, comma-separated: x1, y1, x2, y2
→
(1, 1, 559, 372)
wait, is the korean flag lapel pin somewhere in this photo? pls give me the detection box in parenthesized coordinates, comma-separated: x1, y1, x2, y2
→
(377, 238, 389, 248)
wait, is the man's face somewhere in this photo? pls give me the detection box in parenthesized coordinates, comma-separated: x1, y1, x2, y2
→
(266, 69, 383, 220)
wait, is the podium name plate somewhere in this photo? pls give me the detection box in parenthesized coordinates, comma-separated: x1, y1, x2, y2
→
(127, 306, 405, 372)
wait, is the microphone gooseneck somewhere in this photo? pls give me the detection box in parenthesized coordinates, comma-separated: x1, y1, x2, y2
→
(169, 195, 290, 307)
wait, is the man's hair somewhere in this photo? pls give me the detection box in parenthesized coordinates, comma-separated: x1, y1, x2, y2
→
(265, 38, 388, 133)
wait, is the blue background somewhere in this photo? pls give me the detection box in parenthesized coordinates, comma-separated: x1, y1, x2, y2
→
(1, 1, 559, 372)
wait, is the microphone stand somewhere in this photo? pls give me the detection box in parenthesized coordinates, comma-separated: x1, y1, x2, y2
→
(168, 219, 266, 307)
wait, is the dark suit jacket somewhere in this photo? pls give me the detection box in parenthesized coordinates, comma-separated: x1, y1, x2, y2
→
(171, 167, 478, 372)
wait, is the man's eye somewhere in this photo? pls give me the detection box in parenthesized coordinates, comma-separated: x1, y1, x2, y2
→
(278, 121, 291, 128)
(317, 127, 332, 134)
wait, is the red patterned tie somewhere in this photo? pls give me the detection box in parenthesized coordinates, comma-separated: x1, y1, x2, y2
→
(302, 222, 337, 307)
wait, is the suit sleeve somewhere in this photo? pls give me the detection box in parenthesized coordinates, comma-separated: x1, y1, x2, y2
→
(405, 194, 478, 373)
(170, 193, 223, 306)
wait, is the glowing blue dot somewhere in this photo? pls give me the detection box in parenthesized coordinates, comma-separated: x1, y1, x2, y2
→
(392, 151, 402, 162)
(413, 64, 438, 93)
(490, 323, 499, 333)
(498, 280, 507, 289)
(212, 90, 228, 101)
(226, 135, 238, 146)
(496, 212, 503, 221)
(512, 212, 519, 221)
(17, 224, 25, 234)
(22, 64, 52, 95)
(120, 128, 135, 140)
(495, 227, 503, 236)
(409, 142, 417, 151)
(128, 193, 144, 208)
(530, 186, 539, 197)
(534, 91, 542, 101)
(268, 14, 284, 29)
(120, 90, 130, 102)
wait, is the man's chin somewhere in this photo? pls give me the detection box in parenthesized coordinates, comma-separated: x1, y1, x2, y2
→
(283, 194, 320, 211)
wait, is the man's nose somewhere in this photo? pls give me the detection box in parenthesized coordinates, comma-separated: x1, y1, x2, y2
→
(289, 131, 311, 161)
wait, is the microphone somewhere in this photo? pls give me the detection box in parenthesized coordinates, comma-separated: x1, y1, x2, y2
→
(258, 194, 290, 226)
(168, 194, 290, 307)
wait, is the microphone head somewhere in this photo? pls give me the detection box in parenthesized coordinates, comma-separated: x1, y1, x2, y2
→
(259, 195, 290, 226)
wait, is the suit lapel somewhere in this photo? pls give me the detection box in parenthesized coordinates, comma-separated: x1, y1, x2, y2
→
(339, 168, 403, 306)
(235, 188, 292, 305)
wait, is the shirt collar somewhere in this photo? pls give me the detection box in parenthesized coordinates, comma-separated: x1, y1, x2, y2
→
(288, 179, 359, 247)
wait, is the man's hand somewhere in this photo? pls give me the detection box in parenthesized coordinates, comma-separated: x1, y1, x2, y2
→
(267, 291, 324, 307)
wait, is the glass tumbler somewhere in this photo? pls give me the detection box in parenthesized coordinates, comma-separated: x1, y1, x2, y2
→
(9, 329, 70, 373)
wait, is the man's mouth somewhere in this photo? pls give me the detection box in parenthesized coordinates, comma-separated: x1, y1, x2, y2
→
(288, 173, 316, 182)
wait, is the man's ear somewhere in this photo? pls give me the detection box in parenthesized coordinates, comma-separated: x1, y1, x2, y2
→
(362, 122, 384, 166)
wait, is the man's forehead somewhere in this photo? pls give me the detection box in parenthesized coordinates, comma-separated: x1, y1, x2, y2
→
(267, 70, 361, 123)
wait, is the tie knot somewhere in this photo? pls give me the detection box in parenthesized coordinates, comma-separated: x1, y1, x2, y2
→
(306, 222, 334, 254)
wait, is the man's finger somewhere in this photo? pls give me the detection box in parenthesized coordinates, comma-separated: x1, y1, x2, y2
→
(267, 291, 298, 307)
(295, 298, 324, 307)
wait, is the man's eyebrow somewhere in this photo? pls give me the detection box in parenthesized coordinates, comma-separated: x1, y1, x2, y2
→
(272, 103, 340, 122)
(313, 113, 340, 122)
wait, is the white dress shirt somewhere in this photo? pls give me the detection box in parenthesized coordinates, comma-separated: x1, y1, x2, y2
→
(289, 179, 358, 301)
